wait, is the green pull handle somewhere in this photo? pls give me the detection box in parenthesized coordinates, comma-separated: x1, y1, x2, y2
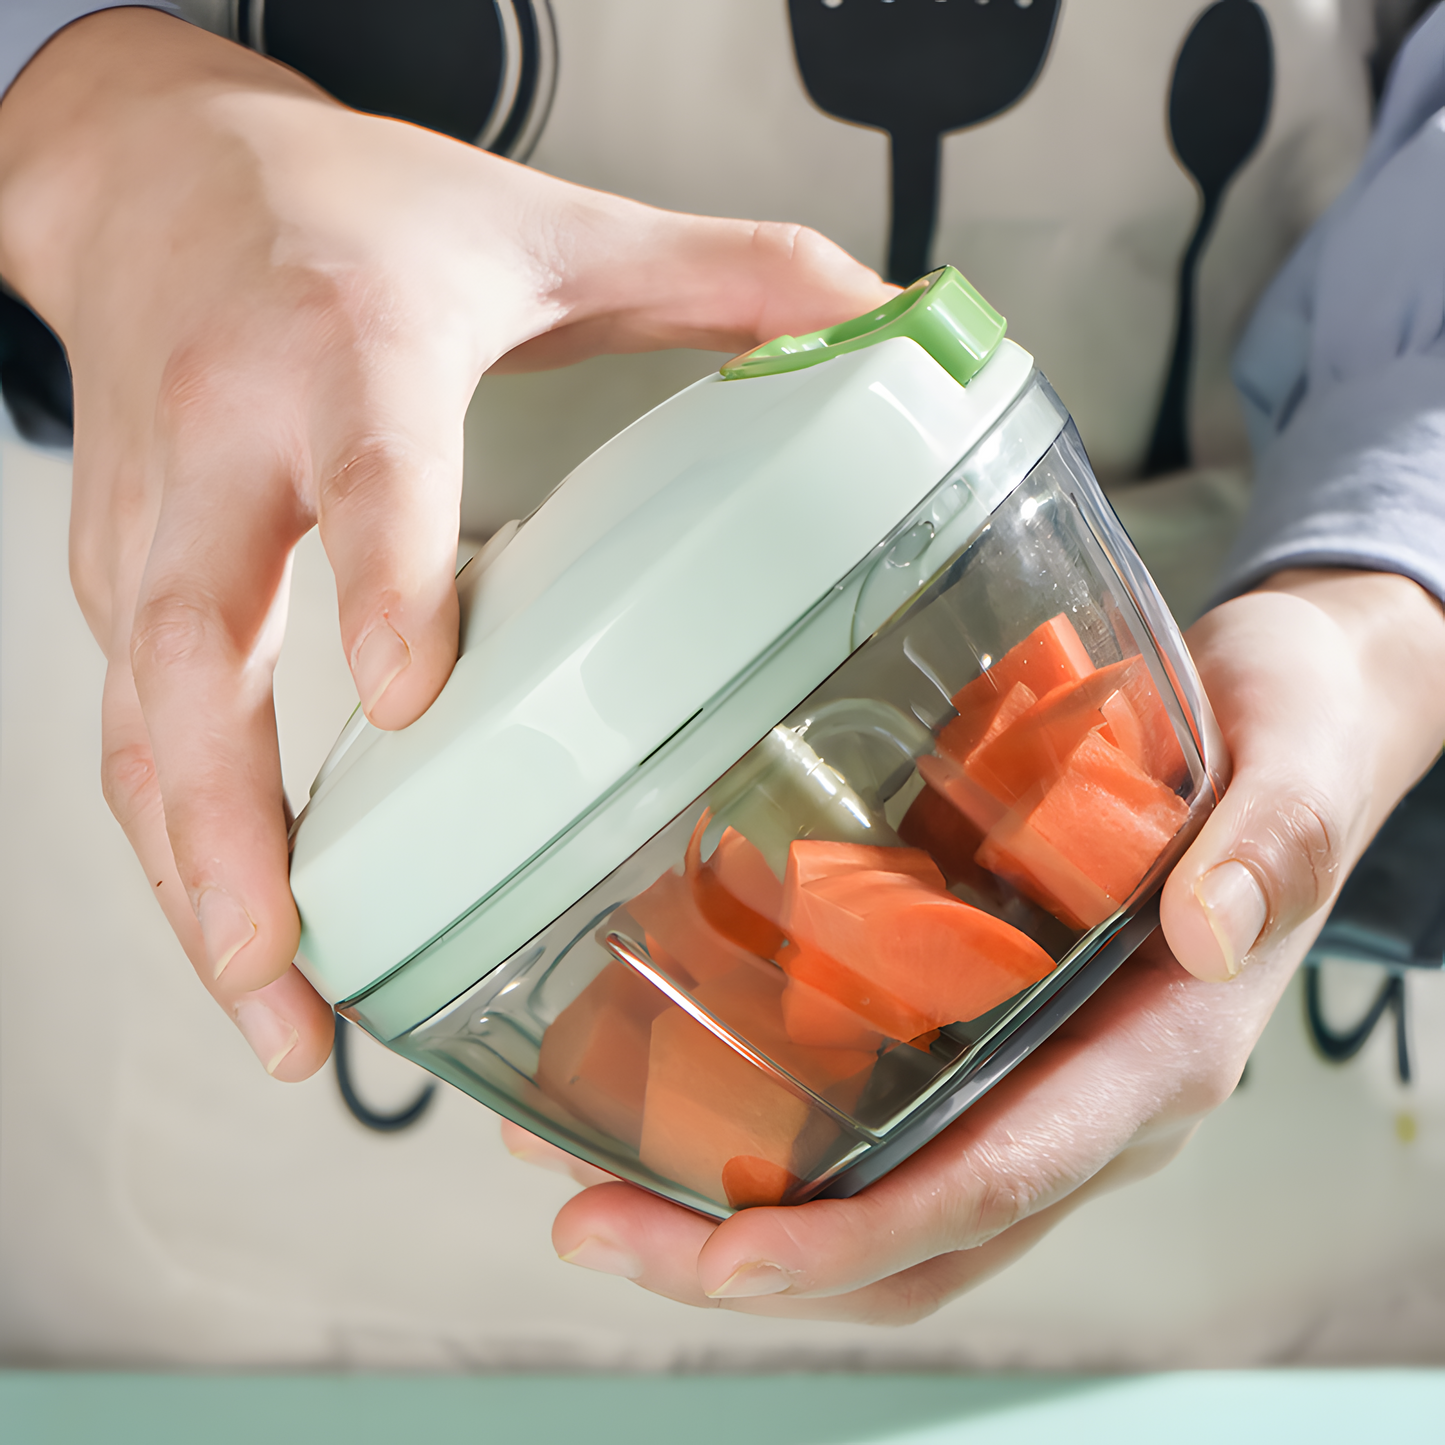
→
(720, 265, 1006, 387)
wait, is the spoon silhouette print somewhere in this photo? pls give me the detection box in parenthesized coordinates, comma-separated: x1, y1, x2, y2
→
(788, 0, 1061, 285)
(1143, 0, 1273, 476)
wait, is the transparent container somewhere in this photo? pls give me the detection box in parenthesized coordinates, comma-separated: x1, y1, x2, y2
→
(342, 407, 1221, 1219)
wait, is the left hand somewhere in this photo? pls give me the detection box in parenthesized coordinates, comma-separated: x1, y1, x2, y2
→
(0, 8, 894, 1083)
(513, 567, 1445, 1321)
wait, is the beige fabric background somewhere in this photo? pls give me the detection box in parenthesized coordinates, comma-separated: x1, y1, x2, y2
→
(4, 0, 1445, 1370)
(5, 439, 1445, 1369)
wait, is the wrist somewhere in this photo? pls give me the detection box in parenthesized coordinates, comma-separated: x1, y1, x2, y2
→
(1254, 566, 1445, 797)
(0, 7, 320, 333)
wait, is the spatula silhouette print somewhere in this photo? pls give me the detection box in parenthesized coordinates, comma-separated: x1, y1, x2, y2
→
(1143, 0, 1272, 476)
(789, 0, 1061, 285)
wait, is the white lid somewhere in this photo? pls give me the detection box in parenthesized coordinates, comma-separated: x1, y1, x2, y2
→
(291, 336, 1036, 1004)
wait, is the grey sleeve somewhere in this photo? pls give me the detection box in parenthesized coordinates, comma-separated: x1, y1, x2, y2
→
(1221, 3, 1445, 604)
(0, 2, 180, 98)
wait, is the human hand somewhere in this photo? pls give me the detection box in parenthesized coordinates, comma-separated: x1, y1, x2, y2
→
(532, 568, 1445, 1320)
(0, 9, 892, 1079)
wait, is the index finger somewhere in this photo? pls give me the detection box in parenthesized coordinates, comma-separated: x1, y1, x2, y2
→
(127, 394, 310, 998)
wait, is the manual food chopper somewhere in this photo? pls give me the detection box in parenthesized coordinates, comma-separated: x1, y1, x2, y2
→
(290, 267, 1225, 1218)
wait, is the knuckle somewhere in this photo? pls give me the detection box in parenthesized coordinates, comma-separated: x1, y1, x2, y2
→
(154, 346, 236, 435)
(130, 589, 223, 682)
(318, 434, 413, 515)
(1251, 788, 1342, 926)
(952, 1151, 1037, 1245)
(100, 737, 158, 828)
(69, 465, 153, 641)
(1179, 1066, 1239, 1119)
(155, 272, 373, 438)
(1167, 1069, 1236, 1121)
(876, 1273, 953, 1327)
(750, 221, 836, 275)
(749, 219, 805, 262)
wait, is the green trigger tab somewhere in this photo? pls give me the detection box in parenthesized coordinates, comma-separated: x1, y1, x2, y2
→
(720, 265, 1006, 387)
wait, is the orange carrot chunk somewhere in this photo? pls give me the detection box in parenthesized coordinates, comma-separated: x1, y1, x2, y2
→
(641, 1003, 813, 1206)
(536, 959, 667, 1150)
(692, 963, 876, 1109)
(975, 817, 1115, 931)
(710, 826, 785, 922)
(627, 861, 754, 985)
(721, 1156, 801, 1210)
(786, 867, 1055, 1027)
(897, 776, 993, 894)
(785, 839, 947, 895)
(639, 965, 868, 1206)
(780, 937, 936, 1045)
(936, 679, 1038, 770)
(967, 658, 1139, 806)
(778, 838, 1056, 1039)
(688, 821, 787, 959)
(914, 751, 1008, 835)
(977, 729, 1189, 927)
(779, 967, 889, 1053)
(1119, 658, 1190, 788)
(950, 614, 1094, 729)
(1099, 687, 1147, 771)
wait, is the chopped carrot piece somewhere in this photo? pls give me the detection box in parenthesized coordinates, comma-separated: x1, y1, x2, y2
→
(687, 819, 786, 958)
(967, 659, 1138, 805)
(936, 679, 1037, 769)
(641, 1003, 815, 1206)
(638, 965, 868, 1205)
(721, 1156, 801, 1209)
(1099, 687, 1146, 770)
(785, 839, 947, 895)
(779, 973, 886, 1053)
(711, 826, 784, 922)
(536, 960, 667, 1150)
(780, 937, 936, 1044)
(915, 751, 1008, 835)
(976, 816, 1115, 930)
(897, 776, 993, 894)
(627, 861, 753, 984)
(691, 963, 875, 1108)
(1120, 659, 1190, 788)
(977, 730, 1189, 927)
(950, 614, 1094, 726)
(783, 864, 1054, 1029)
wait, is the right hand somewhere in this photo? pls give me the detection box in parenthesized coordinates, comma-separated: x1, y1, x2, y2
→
(0, 7, 894, 1079)
(522, 569, 1445, 1322)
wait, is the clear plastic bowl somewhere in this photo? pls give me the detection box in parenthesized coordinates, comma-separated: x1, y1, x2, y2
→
(342, 397, 1220, 1218)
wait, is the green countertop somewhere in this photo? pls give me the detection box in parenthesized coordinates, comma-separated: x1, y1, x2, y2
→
(2, 1370, 1440, 1444)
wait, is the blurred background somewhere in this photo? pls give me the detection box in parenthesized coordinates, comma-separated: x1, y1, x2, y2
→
(3, 0, 1445, 1372)
(5, 399, 1445, 1371)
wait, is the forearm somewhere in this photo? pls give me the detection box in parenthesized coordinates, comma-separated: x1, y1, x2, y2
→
(1226, 7, 1445, 616)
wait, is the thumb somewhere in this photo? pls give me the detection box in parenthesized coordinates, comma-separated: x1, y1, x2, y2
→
(1160, 776, 1336, 983)
(495, 207, 896, 373)
(1159, 591, 1367, 983)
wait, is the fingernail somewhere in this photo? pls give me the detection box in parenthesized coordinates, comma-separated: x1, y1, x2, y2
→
(558, 1235, 643, 1280)
(198, 888, 257, 980)
(1194, 859, 1269, 979)
(353, 620, 411, 716)
(232, 997, 300, 1076)
(707, 1260, 794, 1299)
